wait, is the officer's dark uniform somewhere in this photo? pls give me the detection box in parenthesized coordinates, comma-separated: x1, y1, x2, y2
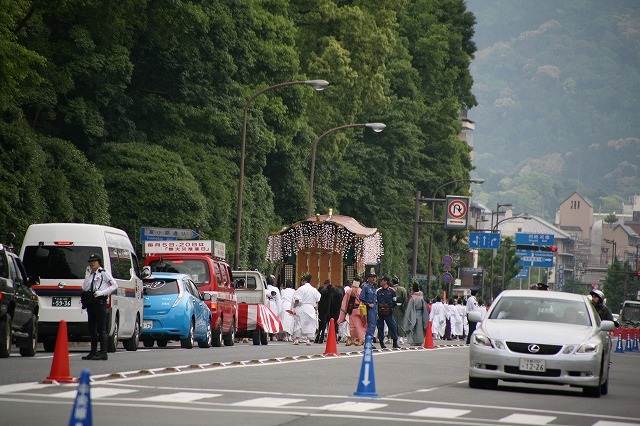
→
(376, 277, 399, 349)
(82, 253, 117, 360)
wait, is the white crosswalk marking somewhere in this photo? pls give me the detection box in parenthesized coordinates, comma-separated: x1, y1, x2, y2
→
(142, 392, 221, 402)
(0, 383, 49, 394)
(593, 422, 640, 426)
(319, 401, 387, 412)
(499, 413, 557, 425)
(232, 397, 305, 407)
(50, 387, 137, 399)
(409, 407, 470, 418)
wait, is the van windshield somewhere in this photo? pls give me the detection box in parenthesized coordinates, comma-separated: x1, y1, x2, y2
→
(22, 246, 102, 279)
(148, 259, 210, 287)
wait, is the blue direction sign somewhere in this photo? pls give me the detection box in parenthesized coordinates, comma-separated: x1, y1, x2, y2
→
(468, 232, 501, 249)
(515, 233, 554, 246)
(140, 227, 199, 241)
(516, 250, 554, 267)
(516, 265, 530, 279)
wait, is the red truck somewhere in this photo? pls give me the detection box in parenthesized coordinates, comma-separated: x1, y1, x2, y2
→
(143, 240, 237, 347)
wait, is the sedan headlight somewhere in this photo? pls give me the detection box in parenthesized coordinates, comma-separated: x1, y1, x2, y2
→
(472, 333, 493, 347)
(576, 338, 600, 354)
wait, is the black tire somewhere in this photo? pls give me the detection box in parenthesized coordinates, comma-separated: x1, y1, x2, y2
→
(156, 339, 168, 347)
(252, 329, 261, 346)
(123, 317, 140, 351)
(0, 314, 12, 358)
(43, 338, 56, 352)
(260, 329, 269, 345)
(468, 376, 498, 389)
(19, 315, 38, 357)
(600, 377, 609, 396)
(181, 320, 195, 349)
(223, 321, 235, 347)
(211, 320, 222, 348)
(142, 339, 154, 348)
(583, 384, 602, 398)
(198, 321, 212, 348)
(107, 316, 119, 353)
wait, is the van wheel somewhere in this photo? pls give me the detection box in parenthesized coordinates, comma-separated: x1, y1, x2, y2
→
(181, 320, 195, 349)
(19, 315, 38, 357)
(260, 330, 268, 345)
(252, 329, 261, 345)
(198, 321, 212, 348)
(0, 314, 12, 358)
(107, 316, 119, 353)
(123, 317, 140, 351)
(211, 320, 222, 347)
(223, 321, 235, 347)
(43, 338, 56, 352)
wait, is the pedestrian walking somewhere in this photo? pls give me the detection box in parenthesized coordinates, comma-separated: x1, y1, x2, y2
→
(391, 277, 408, 345)
(430, 295, 446, 339)
(291, 273, 321, 345)
(465, 287, 481, 344)
(81, 253, 118, 360)
(376, 276, 399, 349)
(278, 280, 295, 341)
(402, 283, 429, 346)
(338, 277, 366, 345)
(359, 270, 378, 347)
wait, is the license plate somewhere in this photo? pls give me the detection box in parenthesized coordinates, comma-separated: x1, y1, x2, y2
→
(520, 358, 546, 372)
(143, 320, 153, 329)
(52, 296, 72, 307)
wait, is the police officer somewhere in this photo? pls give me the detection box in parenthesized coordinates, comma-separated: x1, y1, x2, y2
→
(589, 289, 615, 323)
(376, 276, 399, 349)
(359, 270, 378, 346)
(82, 253, 118, 360)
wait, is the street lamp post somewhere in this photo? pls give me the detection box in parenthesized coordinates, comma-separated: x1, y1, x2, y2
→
(421, 178, 484, 295)
(307, 123, 386, 217)
(234, 80, 329, 270)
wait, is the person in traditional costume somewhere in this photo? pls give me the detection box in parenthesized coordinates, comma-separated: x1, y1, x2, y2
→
(402, 283, 429, 346)
(430, 295, 447, 339)
(291, 273, 321, 345)
(338, 277, 366, 345)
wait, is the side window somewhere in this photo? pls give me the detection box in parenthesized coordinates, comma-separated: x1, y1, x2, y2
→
(7, 255, 21, 284)
(213, 263, 223, 287)
(11, 257, 28, 285)
(109, 247, 132, 279)
(131, 252, 142, 279)
(0, 252, 7, 279)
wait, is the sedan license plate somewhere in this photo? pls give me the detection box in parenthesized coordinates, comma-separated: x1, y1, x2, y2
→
(52, 296, 72, 307)
(520, 358, 546, 372)
(143, 320, 153, 329)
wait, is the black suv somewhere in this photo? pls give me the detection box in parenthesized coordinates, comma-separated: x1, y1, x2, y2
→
(0, 236, 40, 357)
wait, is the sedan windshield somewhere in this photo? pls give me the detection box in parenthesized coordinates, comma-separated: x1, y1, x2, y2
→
(489, 297, 591, 326)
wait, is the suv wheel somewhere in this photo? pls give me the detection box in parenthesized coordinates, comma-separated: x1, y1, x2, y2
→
(0, 314, 12, 358)
(19, 315, 37, 357)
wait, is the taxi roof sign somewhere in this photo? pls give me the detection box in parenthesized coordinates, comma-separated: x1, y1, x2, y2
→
(144, 240, 226, 259)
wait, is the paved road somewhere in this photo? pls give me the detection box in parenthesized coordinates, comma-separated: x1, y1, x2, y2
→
(1, 338, 639, 425)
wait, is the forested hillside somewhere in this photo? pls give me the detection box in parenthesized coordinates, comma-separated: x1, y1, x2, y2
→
(1, 0, 477, 279)
(467, 0, 640, 218)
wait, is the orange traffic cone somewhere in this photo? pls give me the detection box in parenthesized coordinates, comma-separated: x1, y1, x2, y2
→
(423, 320, 435, 349)
(44, 320, 76, 383)
(323, 318, 339, 356)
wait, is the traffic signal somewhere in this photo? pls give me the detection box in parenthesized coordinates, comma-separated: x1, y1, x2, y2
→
(516, 244, 557, 252)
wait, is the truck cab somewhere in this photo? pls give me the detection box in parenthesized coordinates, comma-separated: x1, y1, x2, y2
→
(143, 240, 237, 347)
(619, 300, 640, 328)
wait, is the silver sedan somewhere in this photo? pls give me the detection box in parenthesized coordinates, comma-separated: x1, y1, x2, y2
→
(468, 290, 614, 397)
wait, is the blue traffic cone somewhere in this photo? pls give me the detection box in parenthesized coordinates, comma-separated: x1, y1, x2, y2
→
(69, 369, 92, 426)
(625, 329, 633, 352)
(631, 329, 638, 352)
(353, 335, 379, 398)
(615, 331, 624, 353)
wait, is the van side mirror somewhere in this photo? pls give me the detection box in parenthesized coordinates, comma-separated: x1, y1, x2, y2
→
(203, 293, 212, 301)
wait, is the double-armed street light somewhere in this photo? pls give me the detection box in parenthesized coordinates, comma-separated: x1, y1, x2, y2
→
(307, 122, 386, 217)
(416, 178, 484, 294)
(234, 80, 330, 270)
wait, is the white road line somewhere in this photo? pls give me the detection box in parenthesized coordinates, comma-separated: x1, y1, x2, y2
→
(593, 422, 640, 426)
(499, 413, 557, 425)
(49, 387, 138, 399)
(142, 392, 221, 402)
(319, 401, 387, 412)
(409, 407, 471, 418)
(0, 383, 49, 394)
(232, 397, 305, 407)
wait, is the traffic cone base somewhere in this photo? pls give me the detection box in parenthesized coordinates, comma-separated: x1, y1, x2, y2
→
(44, 320, 77, 383)
(323, 318, 339, 356)
(423, 320, 435, 349)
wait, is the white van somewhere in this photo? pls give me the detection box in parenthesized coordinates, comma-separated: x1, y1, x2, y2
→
(20, 223, 143, 352)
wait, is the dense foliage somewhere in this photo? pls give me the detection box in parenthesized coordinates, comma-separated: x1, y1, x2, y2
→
(1, 0, 477, 281)
(467, 0, 640, 218)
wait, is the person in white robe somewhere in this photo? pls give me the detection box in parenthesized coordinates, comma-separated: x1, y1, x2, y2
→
(278, 280, 295, 341)
(291, 274, 321, 345)
(430, 296, 447, 339)
(451, 298, 464, 338)
(455, 298, 467, 339)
